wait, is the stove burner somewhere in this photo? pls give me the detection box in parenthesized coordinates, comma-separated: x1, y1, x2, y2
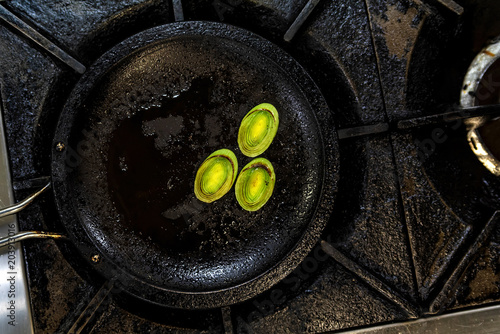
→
(477, 119, 500, 161)
(462, 37, 500, 176)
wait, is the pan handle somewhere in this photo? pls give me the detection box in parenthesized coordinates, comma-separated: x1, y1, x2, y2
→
(0, 231, 67, 248)
(0, 182, 51, 218)
(0, 183, 67, 248)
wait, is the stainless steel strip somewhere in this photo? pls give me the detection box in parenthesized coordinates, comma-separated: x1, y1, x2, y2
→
(341, 304, 500, 334)
(0, 100, 34, 332)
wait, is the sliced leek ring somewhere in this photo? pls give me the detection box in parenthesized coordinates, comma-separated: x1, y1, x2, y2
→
(235, 158, 275, 211)
(194, 149, 238, 203)
(238, 103, 279, 157)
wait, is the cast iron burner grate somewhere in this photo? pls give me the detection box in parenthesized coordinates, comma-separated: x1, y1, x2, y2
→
(0, 0, 499, 333)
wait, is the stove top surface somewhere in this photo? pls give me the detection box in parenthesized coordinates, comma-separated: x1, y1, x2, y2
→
(0, 0, 499, 333)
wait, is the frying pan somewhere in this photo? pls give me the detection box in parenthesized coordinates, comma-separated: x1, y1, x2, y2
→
(6, 21, 339, 309)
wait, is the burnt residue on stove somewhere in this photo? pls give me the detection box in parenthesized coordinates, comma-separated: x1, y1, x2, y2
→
(406, 0, 500, 117)
(291, 0, 387, 128)
(326, 134, 418, 301)
(418, 123, 500, 224)
(449, 240, 500, 310)
(0, 25, 67, 181)
(4, 0, 170, 64)
(232, 259, 410, 333)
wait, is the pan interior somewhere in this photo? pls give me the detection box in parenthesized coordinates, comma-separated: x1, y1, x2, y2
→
(60, 34, 324, 292)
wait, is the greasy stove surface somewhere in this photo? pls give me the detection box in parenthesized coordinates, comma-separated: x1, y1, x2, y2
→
(0, 0, 499, 333)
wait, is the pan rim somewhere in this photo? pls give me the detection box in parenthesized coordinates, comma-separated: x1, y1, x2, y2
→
(51, 20, 339, 309)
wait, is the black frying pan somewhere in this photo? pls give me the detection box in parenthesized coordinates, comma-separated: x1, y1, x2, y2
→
(49, 21, 338, 309)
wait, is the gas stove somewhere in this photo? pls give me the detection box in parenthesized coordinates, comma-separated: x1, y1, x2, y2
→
(0, 0, 499, 333)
